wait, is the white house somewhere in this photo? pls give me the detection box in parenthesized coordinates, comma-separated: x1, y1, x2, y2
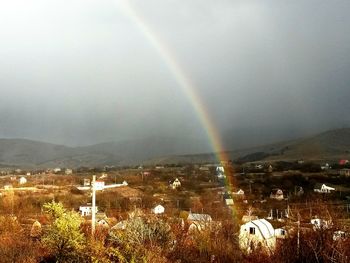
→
(274, 228, 288, 239)
(223, 193, 234, 206)
(83, 179, 91, 186)
(333, 230, 346, 241)
(216, 166, 226, 179)
(19, 177, 27, 185)
(65, 169, 73, 175)
(270, 189, 284, 200)
(239, 219, 276, 254)
(233, 189, 245, 196)
(311, 218, 332, 230)
(314, 183, 335, 193)
(79, 205, 98, 216)
(172, 178, 181, 189)
(152, 204, 165, 214)
(321, 163, 330, 170)
(225, 198, 234, 206)
(216, 166, 225, 173)
(53, 167, 61, 173)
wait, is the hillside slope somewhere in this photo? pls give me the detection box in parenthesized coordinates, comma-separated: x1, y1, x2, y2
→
(0, 128, 349, 168)
(148, 128, 350, 164)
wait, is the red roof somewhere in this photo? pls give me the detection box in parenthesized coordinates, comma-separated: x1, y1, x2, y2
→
(339, 160, 349, 165)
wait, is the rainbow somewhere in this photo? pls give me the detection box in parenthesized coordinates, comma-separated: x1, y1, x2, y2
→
(117, 1, 229, 164)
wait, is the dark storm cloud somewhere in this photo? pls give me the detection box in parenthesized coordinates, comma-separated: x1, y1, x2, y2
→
(0, 0, 349, 149)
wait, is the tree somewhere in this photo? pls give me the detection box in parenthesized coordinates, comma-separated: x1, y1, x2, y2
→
(108, 212, 172, 262)
(42, 201, 85, 262)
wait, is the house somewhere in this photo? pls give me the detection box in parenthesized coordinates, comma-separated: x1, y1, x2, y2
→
(255, 164, 263, 170)
(333, 230, 346, 241)
(216, 166, 225, 174)
(216, 166, 226, 179)
(186, 213, 213, 232)
(321, 163, 330, 170)
(187, 213, 212, 222)
(274, 228, 288, 239)
(225, 199, 234, 206)
(142, 171, 151, 177)
(152, 204, 165, 214)
(172, 178, 181, 189)
(223, 193, 234, 206)
(19, 177, 27, 185)
(83, 179, 91, 186)
(65, 169, 73, 175)
(79, 205, 98, 216)
(53, 167, 61, 173)
(270, 189, 284, 200)
(314, 183, 335, 193)
(339, 159, 349, 165)
(239, 219, 276, 254)
(232, 189, 245, 196)
(311, 218, 332, 230)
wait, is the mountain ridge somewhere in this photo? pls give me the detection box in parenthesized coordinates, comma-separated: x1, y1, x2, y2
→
(0, 128, 349, 168)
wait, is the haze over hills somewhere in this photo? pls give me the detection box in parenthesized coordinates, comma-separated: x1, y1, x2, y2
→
(0, 136, 211, 168)
(153, 128, 350, 164)
(0, 128, 350, 168)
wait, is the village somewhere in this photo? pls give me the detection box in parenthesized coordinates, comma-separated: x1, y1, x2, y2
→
(0, 159, 349, 262)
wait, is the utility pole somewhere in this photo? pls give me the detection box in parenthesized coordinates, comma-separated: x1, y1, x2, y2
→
(91, 175, 96, 237)
(297, 212, 300, 258)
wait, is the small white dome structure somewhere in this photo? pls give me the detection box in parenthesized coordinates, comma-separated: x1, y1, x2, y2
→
(152, 204, 165, 214)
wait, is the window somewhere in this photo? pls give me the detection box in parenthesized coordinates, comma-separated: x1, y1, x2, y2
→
(249, 227, 255, 235)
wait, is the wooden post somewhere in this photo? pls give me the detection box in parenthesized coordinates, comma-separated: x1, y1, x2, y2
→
(91, 175, 96, 237)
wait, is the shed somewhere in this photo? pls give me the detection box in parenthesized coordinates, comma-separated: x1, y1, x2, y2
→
(239, 219, 276, 254)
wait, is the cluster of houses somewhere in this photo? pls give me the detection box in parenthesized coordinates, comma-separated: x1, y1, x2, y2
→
(77, 195, 348, 255)
(239, 213, 348, 254)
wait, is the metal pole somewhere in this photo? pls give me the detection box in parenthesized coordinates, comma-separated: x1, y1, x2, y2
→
(297, 212, 300, 258)
(92, 175, 96, 237)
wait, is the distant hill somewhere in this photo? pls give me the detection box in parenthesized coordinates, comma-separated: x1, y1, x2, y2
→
(0, 128, 350, 168)
(147, 128, 350, 164)
(0, 136, 211, 168)
(234, 128, 350, 163)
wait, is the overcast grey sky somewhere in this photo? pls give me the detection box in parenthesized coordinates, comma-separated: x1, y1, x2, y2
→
(0, 0, 349, 148)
